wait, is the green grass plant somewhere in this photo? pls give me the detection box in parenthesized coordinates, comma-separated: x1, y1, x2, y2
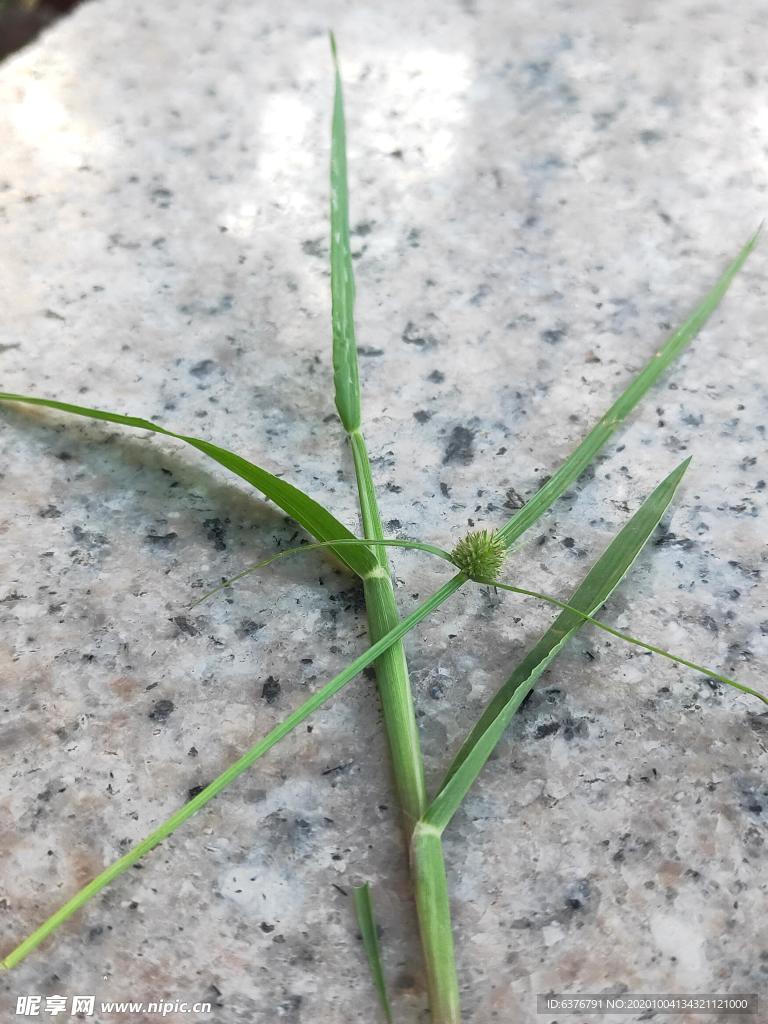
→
(0, 35, 763, 1024)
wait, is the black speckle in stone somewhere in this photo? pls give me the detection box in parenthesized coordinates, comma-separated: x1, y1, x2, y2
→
(564, 878, 592, 913)
(440, 482, 451, 497)
(261, 677, 281, 704)
(523, 60, 551, 87)
(329, 584, 366, 614)
(738, 778, 768, 816)
(72, 525, 109, 547)
(682, 411, 704, 427)
(172, 615, 199, 636)
(504, 488, 525, 510)
(562, 536, 576, 548)
(150, 187, 173, 207)
(206, 985, 224, 1009)
(443, 425, 476, 465)
(352, 221, 373, 236)
(190, 358, 216, 377)
(428, 369, 445, 383)
(747, 712, 768, 734)
(278, 996, 302, 1018)
(413, 410, 433, 424)
(301, 238, 326, 258)
(541, 326, 567, 345)
(358, 346, 383, 356)
(38, 505, 62, 519)
(203, 517, 228, 551)
(639, 129, 663, 144)
(236, 619, 265, 640)
(187, 783, 209, 799)
(402, 321, 438, 348)
(386, 519, 401, 530)
(260, 921, 275, 933)
(144, 532, 177, 547)
(535, 720, 561, 739)
(562, 714, 589, 740)
(429, 680, 446, 700)
(148, 699, 175, 722)
(653, 530, 695, 551)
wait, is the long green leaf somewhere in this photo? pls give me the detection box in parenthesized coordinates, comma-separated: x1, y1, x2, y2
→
(0, 574, 465, 971)
(329, 35, 429, 843)
(329, 31, 361, 433)
(425, 457, 691, 834)
(353, 883, 393, 1023)
(0, 392, 376, 577)
(496, 228, 761, 549)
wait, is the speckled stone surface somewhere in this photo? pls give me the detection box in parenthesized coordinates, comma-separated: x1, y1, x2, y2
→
(1, 2, 766, 1022)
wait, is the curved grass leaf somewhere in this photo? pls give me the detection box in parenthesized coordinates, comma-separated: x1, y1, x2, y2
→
(425, 457, 692, 834)
(353, 883, 393, 1023)
(479, 580, 768, 706)
(0, 392, 376, 577)
(496, 227, 761, 549)
(191, 536, 767, 706)
(191, 537, 453, 606)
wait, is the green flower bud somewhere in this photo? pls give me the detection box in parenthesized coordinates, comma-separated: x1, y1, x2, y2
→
(450, 529, 507, 582)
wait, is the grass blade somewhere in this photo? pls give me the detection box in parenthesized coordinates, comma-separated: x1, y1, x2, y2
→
(496, 228, 761, 549)
(425, 457, 692, 834)
(329, 36, 429, 835)
(329, 37, 451, 1019)
(0, 392, 376, 578)
(353, 883, 393, 1023)
(479, 580, 768, 705)
(190, 537, 453, 606)
(329, 31, 361, 433)
(0, 574, 465, 971)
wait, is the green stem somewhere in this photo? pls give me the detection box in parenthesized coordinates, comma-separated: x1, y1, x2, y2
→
(0, 575, 464, 972)
(348, 429, 429, 831)
(410, 823, 461, 1024)
(348, 429, 462, 1018)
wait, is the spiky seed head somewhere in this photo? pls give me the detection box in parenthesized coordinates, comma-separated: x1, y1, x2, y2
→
(450, 529, 507, 581)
